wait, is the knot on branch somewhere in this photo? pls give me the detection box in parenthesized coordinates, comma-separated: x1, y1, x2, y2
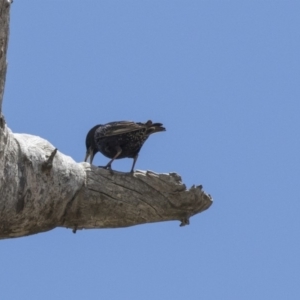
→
(180, 216, 190, 227)
(41, 148, 58, 173)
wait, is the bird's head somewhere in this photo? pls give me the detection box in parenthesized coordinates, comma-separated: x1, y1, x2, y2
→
(84, 124, 101, 164)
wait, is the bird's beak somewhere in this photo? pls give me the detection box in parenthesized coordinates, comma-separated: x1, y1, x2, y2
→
(84, 147, 92, 163)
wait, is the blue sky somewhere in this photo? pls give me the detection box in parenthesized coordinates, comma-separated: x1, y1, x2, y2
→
(2, 1, 300, 299)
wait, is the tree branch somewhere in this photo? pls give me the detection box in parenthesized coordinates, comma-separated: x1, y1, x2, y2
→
(0, 0, 11, 114)
(0, 0, 213, 239)
(65, 167, 212, 232)
(0, 130, 212, 239)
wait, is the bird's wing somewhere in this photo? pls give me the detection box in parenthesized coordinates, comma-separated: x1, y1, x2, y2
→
(97, 121, 144, 138)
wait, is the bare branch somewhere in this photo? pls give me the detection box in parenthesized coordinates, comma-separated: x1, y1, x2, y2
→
(0, 0, 212, 240)
(64, 167, 212, 232)
(0, 0, 11, 113)
(0, 129, 212, 239)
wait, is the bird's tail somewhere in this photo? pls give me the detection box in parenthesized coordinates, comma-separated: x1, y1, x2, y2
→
(145, 120, 166, 134)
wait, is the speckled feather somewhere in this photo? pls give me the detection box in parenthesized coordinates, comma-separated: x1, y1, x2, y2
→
(84, 120, 166, 172)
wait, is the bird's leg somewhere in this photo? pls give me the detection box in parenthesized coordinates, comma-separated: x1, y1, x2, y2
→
(130, 154, 139, 173)
(104, 146, 122, 170)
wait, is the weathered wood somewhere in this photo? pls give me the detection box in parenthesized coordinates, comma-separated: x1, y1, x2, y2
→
(0, 131, 86, 238)
(0, 0, 212, 239)
(0, 0, 11, 113)
(0, 129, 212, 239)
(63, 167, 212, 231)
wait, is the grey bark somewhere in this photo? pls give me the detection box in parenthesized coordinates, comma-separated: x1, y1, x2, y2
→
(0, 0, 212, 239)
(0, 0, 10, 113)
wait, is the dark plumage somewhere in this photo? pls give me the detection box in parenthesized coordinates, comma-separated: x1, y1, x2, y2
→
(84, 120, 166, 172)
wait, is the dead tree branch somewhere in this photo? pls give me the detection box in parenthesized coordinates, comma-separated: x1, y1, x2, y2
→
(0, 0, 212, 239)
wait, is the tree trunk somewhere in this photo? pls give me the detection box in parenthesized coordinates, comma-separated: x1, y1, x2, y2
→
(0, 0, 212, 239)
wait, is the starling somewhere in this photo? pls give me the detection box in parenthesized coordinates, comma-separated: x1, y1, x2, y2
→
(84, 120, 166, 172)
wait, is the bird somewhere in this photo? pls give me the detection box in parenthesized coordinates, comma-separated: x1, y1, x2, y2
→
(84, 120, 166, 172)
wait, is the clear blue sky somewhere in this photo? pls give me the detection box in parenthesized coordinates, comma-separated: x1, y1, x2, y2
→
(2, 1, 300, 299)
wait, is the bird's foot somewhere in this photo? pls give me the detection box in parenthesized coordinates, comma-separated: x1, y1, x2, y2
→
(98, 165, 112, 170)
